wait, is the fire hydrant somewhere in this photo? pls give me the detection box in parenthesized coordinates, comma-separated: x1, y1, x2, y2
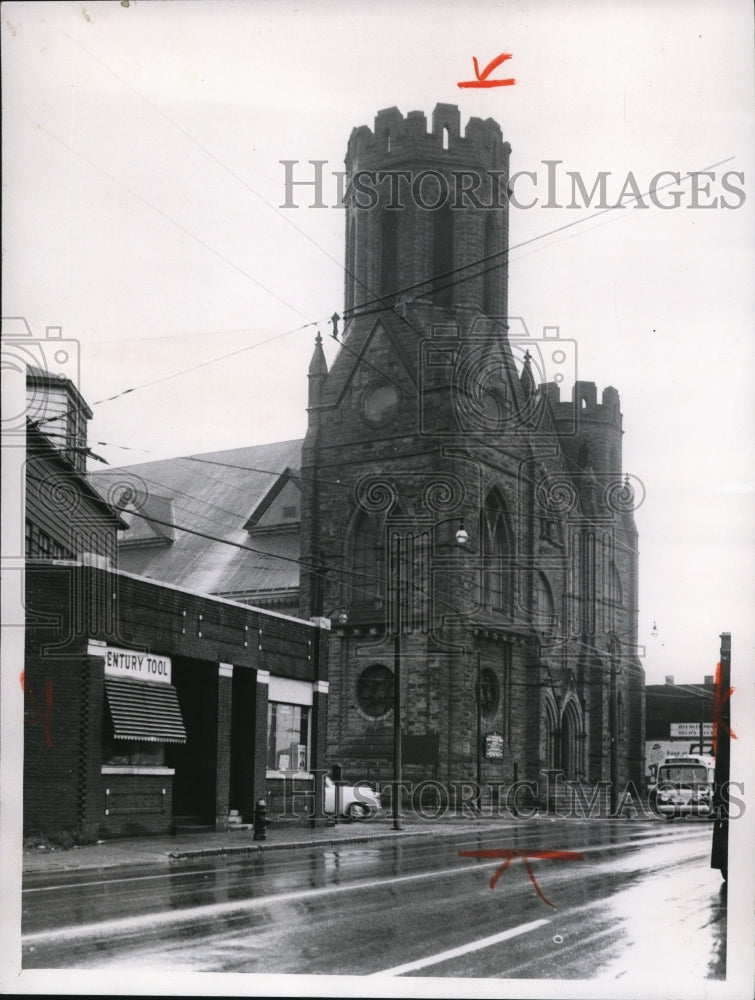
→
(253, 798, 269, 841)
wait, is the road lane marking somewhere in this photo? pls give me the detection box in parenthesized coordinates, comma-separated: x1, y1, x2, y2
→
(21, 861, 495, 945)
(367, 919, 550, 976)
(23, 867, 224, 893)
(22, 828, 710, 948)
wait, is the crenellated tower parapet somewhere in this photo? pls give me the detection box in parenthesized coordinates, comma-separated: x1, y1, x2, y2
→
(545, 380, 624, 478)
(343, 103, 511, 325)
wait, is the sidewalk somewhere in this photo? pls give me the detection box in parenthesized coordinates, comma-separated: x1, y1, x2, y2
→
(22, 812, 530, 876)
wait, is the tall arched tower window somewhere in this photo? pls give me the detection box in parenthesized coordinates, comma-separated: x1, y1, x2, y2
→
(535, 572, 556, 633)
(481, 489, 511, 612)
(544, 696, 558, 769)
(483, 214, 498, 314)
(432, 204, 453, 307)
(569, 529, 581, 636)
(608, 560, 623, 606)
(346, 216, 356, 312)
(380, 210, 398, 299)
(351, 512, 384, 607)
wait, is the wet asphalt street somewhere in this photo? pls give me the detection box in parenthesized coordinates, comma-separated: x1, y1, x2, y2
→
(22, 818, 725, 984)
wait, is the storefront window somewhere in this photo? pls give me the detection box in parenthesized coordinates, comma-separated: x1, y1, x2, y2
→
(267, 702, 310, 772)
(103, 712, 165, 765)
(102, 738, 166, 767)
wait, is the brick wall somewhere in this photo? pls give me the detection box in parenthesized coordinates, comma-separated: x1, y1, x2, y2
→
(100, 772, 173, 837)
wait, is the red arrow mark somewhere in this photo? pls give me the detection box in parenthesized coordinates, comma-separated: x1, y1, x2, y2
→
(711, 661, 737, 756)
(458, 53, 516, 89)
(459, 847, 584, 907)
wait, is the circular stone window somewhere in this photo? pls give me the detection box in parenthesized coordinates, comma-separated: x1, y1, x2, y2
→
(356, 664, 394, 719)
(479, 668, 500, 716)
(362, 382, 399, 426)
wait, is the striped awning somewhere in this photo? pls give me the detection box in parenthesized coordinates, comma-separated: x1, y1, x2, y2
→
(104, 677, 186, 743)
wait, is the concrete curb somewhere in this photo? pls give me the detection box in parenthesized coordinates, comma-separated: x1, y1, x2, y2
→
(166, 825, 451, 859)
(24, 815, 660, 874)
(23, 817, 516, 873)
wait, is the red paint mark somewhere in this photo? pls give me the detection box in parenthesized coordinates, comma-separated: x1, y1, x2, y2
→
(458, 53, 516, 89)
(711, 661, 736, 756)
(24, 678, 54, 748)
(20, 670, 25, 691)
(459, 848, 584, 907)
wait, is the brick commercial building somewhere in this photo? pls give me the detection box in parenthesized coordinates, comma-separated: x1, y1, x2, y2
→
(299, 104, 645, 804)
(21, 357, 328, 839)
(24, 561, 327, 838)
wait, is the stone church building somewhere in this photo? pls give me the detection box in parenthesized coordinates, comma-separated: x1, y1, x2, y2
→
(299, 104, 645, 800)
(93, 104, 645, 811)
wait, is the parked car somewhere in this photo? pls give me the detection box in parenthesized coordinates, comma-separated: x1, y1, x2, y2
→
(324, 776, 380, 819)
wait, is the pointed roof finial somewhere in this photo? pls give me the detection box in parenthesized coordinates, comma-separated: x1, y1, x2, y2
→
(520, 348, 534, 396)
(308, 330, 328, 378)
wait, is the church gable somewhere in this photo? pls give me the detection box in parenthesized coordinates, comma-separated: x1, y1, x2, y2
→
(331, 317, 416, 407)
(245, 471, 301, 532)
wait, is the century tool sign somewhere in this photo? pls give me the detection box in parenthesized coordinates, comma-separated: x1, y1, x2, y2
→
(90, 643, 172, 683)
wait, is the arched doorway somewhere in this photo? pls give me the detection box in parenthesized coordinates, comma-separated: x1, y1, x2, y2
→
(544, 695, 558, 770)
(560, 697, 583, 780)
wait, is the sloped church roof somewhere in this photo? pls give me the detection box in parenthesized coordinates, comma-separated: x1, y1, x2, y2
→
(91, 439, 303, 603)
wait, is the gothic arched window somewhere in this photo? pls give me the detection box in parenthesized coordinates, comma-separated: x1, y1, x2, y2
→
(535, 572, 556, 634)
(481, 490, 511, 612)
(608, 560, 623, 606)
(351, 511, 384, 607)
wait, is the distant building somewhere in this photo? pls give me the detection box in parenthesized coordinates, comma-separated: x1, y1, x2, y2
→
(644, 676, 716, 782)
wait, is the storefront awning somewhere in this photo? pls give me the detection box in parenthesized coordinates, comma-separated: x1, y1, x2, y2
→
(104, 677, 187, 743)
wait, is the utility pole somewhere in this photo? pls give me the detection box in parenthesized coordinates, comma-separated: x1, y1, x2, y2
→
(392, 534, 402, 831)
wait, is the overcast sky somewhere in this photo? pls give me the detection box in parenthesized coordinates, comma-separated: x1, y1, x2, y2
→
(3, 0, 754, 688)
